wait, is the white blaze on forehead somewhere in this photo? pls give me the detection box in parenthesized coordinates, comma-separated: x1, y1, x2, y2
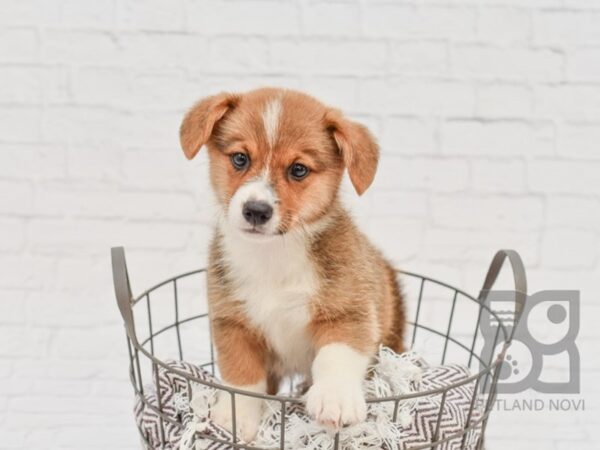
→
(262, 97, 283, 149)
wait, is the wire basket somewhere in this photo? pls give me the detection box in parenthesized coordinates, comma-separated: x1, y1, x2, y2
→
(112, 248, 527, 450)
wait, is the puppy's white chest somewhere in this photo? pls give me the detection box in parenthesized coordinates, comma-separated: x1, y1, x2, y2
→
(242, 280, 314, 373)
(222, 234, 317, 374)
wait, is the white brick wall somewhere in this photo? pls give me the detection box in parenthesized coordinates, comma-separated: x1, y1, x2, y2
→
(1, 1, 599, 449)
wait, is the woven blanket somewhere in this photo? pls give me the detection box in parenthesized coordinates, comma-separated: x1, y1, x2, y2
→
(134, 348, 482, 449)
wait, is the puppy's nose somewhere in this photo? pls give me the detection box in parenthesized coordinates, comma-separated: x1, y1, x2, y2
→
(242, 200, 273, 226)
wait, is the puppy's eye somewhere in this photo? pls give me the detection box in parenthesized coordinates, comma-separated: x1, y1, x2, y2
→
(231, 152, 249, 170)
(289, 163, 310, 180)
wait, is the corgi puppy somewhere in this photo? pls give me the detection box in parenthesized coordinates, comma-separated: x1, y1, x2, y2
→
(180, 88, 406, 442)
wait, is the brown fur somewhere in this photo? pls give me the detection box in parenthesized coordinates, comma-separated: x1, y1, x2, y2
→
(182, 87, 405, 391)
(308, 205, 405, 355)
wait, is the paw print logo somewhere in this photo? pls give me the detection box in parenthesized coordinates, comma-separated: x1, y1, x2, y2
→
(480, 290, 580, 394)
(500, 354, 519, 379)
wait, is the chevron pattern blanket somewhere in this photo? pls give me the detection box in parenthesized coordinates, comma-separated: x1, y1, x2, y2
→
(134, 349, 482, 449)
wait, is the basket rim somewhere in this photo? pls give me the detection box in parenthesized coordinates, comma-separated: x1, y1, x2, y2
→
(127, 267, 510, 404)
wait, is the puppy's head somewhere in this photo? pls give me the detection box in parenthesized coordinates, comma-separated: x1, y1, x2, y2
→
(180, 88, 378, 239)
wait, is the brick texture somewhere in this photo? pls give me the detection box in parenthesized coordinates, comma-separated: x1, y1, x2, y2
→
(0, 1, 598, 449)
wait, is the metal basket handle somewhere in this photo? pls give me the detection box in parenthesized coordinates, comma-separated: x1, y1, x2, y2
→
(111, 246, 139, 347)
(478, 249, 528, 342)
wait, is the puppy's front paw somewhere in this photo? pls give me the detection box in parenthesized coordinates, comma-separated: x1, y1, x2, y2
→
(212, 391, 264, 442)
(305, 380, 367, 429)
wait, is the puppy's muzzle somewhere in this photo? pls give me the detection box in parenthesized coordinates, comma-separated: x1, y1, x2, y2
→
(242, 200, 273, 226)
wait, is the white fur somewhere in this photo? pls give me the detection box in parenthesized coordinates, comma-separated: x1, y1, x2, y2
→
(212, 380, 266, 443)
(306, 343, 369, 428)
(227, 176, 280, 235)
(262, 97, 282, 149)
(220, 221, 319, 377)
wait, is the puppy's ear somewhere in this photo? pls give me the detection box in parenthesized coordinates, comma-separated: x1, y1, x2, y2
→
(324, 109, 379, 195)
(180, 92, 239, 160)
